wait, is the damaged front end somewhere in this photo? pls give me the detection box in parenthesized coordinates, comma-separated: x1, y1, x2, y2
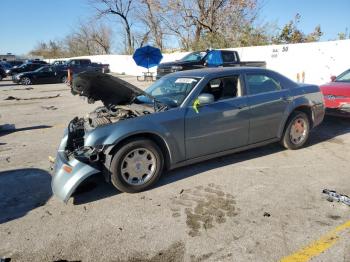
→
(52, 72, 159, 203)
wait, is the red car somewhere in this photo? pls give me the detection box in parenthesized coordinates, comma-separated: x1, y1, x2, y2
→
(320, 69, 350, 116)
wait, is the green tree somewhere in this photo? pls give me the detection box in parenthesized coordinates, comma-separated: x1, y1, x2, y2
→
(273, 14, 323, 44)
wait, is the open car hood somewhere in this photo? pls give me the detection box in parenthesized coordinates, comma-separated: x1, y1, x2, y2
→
(72, 71, 154, 107)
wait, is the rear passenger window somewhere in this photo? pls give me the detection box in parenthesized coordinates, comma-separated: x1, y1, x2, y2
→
(201, 75, 242, 101)
(246, 74, 281, 95)
(222, 52, 236, 63)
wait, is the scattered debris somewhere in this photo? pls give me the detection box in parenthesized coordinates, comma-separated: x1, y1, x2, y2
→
(41, 105, 58, 110)
(323, 189, 350, 206)
(4, 94, 60, 101)
(180, 189, 184, 194)
(48, 156, 55, 163)
(263, 212, 271, 217)
(83, 206, 87, 211)
(140, 196, 145, 200)
(2, 87, 33, 91)
(4, 96, 16, 100)
(45, 210, 52, 216)
(5, 157, 10, 163)
(0, 124, 15, 131)
(118, 227, 123, 231)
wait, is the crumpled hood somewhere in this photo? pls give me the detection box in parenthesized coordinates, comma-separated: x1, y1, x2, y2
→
(72, 71, 153, 107)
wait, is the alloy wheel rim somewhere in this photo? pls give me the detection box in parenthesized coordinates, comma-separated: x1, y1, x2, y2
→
(120, 148, 157, 186)
(290, 117, 307, 145)
(22, 78, 30, 85)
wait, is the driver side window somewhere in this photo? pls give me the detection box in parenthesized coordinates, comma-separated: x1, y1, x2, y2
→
(201, 75, 242, 101)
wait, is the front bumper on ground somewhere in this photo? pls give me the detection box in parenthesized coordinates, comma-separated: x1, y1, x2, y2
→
(51, 129, 101, 203)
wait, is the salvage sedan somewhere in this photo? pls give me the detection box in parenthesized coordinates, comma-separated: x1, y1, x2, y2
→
(320, 69, 350, 117)
(52, 68, 325, 202)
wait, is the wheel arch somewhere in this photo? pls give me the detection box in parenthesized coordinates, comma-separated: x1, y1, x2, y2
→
(105, 132, 172, 171)
(279, 105, 314, 138)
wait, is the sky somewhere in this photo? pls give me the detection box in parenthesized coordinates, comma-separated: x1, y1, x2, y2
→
(0, 0, 349, 55)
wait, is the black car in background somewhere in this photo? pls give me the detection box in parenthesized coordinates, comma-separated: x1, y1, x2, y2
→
(12, 65, 68, 85)
(7, 60, 24, 68)
(6, 62, 45, 76)
(0, 65, 6, 80)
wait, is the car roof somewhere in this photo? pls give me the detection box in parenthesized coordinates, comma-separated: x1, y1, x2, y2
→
(165, 67, 271, 78)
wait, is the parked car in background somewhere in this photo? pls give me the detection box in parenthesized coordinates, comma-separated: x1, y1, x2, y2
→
(64, 59, 110, 74)
(156, 49, 266, 79)
(6, 62, 44, 76)
(7, 60, 24, 68)
(12, 65, 68, 85)
(52, 67, 324, 202)
(52, 60, 67, 66)
(320, 69, 350, 117)
(0, 65, 6, 80)
(26, 59, 47, 65)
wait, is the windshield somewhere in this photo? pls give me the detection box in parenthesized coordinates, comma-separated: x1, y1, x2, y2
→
(336, 70, 350, 82)
(137, 76, 200, 107)
(180, 51, 207, 62)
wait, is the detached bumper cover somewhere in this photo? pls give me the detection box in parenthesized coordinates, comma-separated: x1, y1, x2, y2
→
(51, 130, 100, 203)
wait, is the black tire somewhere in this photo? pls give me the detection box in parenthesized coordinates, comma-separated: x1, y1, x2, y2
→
(281, 111, 310, 150)
(61, 76, 67, 83)
(110, 138, 164, 193)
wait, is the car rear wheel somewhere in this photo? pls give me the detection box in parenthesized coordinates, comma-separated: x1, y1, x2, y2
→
(21, 77, 31, 85)
(61, 76, 67, 83)
(281, 111, 310, 150)
(110, 138, 164, 193)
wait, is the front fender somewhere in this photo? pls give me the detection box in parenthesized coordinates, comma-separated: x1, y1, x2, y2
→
(52, 131, 100, 203)
(84, 110, 186, 166)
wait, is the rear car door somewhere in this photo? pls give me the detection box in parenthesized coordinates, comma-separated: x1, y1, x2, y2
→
(245, 71, 292, 144)
(185, 74, 250, 159)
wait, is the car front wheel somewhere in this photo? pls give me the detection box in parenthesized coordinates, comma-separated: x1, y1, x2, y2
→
(110, 138, 164, 193)
(21, 77, 31, 85)
(61, 76, 67, 83)
(281, 111, 310, 150)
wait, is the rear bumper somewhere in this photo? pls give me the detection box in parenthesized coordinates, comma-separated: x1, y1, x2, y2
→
(51, 129, 100, 203)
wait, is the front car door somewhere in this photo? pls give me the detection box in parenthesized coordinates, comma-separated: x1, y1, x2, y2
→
(185, 74, 250, 159)
(245, 70, 292, 144)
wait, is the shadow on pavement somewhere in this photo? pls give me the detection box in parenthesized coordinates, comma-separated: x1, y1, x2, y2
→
(0, 168, 52, 224)
(0, 125, 52, 137)
(308, 115, 350, 146)
(72, 174, 119, 205)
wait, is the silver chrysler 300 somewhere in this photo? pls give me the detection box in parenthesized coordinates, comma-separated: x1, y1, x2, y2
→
(52, 67, 325, 202)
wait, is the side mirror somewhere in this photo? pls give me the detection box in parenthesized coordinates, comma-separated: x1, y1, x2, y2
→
(198, 93, 214, 105)
(330, 75, 336, 82)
